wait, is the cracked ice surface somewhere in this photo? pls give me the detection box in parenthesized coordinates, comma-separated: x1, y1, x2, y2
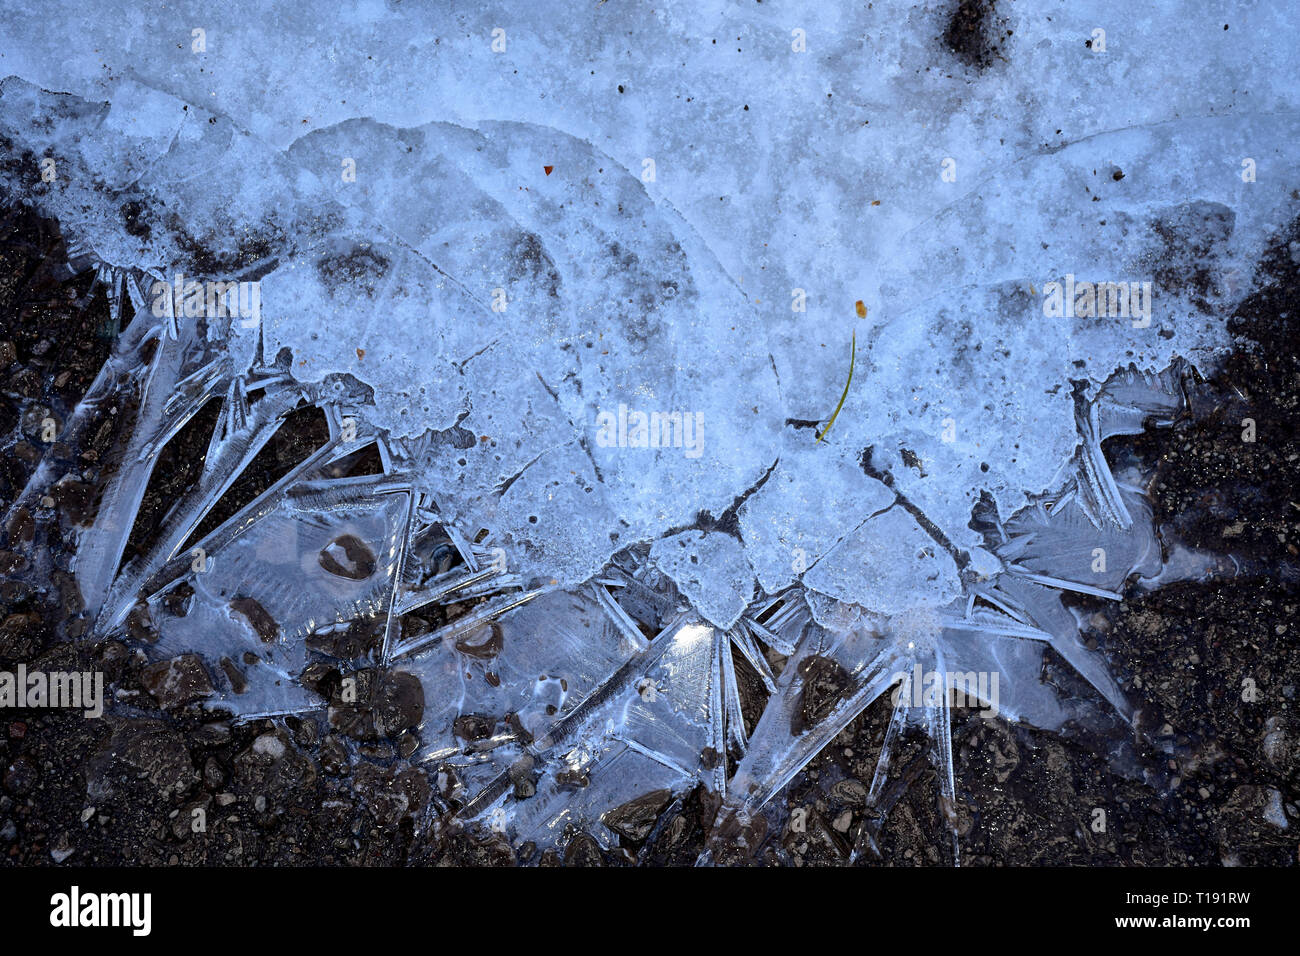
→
(2, 3, 1297, 617)
(4, 4, 1300, 608)
(2, 1, 1299, 857)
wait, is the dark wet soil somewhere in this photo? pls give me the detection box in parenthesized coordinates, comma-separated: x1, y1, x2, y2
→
(1, 203, 1296, 866)
(942, 0, 1010, 72)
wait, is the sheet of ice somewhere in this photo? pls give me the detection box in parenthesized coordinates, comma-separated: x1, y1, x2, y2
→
(803, 505, 963, 615)
(648, 531, 754, 630)
(399, 586, 647, 761)
(738, 440, 895, 595)
(149, 480, 412, 716)
(3, 0, 1299, 858)
(453, 613, 726, 849)
(5, 0, 1300, 610)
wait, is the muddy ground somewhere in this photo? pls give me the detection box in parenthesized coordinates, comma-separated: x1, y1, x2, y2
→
(0, 201, 1296, 867)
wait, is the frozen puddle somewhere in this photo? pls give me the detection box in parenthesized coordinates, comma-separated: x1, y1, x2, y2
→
(1, 1, 1299, 862)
